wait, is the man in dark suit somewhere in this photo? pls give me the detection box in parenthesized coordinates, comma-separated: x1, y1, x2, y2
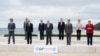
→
(26, 20, 33, 44)
(58, 18, 65, 40)
(8, 18, 16, 44)
(23, 18, 28, 40)
(65, 19, 73, 45)
(38, 20, 45, 40)
(45, 20, 53, 45)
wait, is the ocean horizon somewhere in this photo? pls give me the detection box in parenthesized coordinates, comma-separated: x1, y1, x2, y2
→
(0, 28, 99, 36)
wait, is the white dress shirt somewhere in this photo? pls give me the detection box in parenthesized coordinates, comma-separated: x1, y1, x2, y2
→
(47, 23, 50, 28)
(28, 23, 31, 26)
(60, 21, 63, 25)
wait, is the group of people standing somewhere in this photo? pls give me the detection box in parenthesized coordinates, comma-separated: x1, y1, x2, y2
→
(7, 18, 94, 45)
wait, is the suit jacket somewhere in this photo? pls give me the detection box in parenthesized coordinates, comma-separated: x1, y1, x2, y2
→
(58, 22, 65, 31)
(26, 23, 33, 33)
(45, 23, 53, 35)
(23, 21, 28, 32)
(8, 23, 16, 31)
(65, 23, 73, 33)
(38, 23, 45, 31)
(85, 24, 94, 34)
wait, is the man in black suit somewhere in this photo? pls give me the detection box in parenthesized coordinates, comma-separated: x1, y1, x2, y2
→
(38, 20, 45, 40)
(58, 18, 65, 40)
(26, 20, 33, 44)
(45, 20, 53, 45)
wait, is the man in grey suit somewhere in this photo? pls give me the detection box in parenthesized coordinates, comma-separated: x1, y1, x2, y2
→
(23, 18, 28, 40)
(8, 18, 16, 44)
(65, 19, 73, 45)
(45, 20, 53, 45)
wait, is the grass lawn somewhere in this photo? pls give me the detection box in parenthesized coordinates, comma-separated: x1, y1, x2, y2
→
(4, 34, 100, 37)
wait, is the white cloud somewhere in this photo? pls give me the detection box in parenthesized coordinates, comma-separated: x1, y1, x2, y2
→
(0, 0, 100, 28)
(0, 6, 80, 18)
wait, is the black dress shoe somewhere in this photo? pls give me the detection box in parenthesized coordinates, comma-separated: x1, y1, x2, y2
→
(27, 43, 29, 44)
(30, 43, 32, 45)
(46, 44, 48, 45)
(90, 44, 92, 46)
(50, 44, 52, 45)
(8, 43, 10, 44)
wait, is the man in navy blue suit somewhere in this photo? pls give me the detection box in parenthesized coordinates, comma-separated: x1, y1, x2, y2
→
(38, 20, 45, 40)
(58, 18, 65, 40)
(8, 18, 16, 44)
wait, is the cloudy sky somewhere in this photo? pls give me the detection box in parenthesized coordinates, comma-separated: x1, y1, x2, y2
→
(0, 0, 100, 28)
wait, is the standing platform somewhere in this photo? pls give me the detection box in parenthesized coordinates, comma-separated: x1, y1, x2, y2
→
(0, 37, 100, 56)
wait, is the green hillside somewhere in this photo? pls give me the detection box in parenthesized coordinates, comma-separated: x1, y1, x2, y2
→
(94, 22, 100, 30)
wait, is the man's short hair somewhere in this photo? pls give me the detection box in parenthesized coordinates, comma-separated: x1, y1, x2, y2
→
(10, 18, 13, 21)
